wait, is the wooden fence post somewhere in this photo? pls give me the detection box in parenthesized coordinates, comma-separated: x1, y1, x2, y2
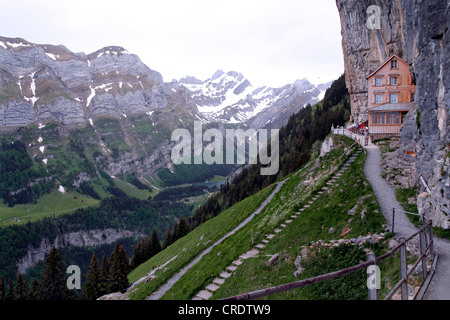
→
(428, 220, 434, 256)
(419, 229, 428, 280)
(392, 208, 395, 233)
(399, 237, 408, 300)
(367, 252, 378, 300)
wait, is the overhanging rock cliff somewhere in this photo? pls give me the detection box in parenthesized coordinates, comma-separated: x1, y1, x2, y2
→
(336, 0, 449, 229)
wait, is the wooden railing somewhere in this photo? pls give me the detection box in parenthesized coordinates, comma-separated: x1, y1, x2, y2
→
(222, 221, 436, 301)
(331, 127, 357, 141)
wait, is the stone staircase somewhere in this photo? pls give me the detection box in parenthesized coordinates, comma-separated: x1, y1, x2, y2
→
(192, 147, 362, 300)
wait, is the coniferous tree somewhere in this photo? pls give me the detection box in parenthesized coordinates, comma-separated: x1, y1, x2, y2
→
(109, 243, 130, 293)
(149, 228, 162, 258)
(175, 217, 189, 240)
(0, 276, 5, 300)
(131, 238, 145, 269)
(39, 246, 72, 300)
(29, 280, 41, 300)
(84, 253, 101, 300)
(98, 254, 110, 296)
(6, 278, 14, 300)
(15, 273, 29, 300)
(162, 228, 173, 249)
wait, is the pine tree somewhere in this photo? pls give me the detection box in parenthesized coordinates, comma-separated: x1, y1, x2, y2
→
(149, 228, 162, 258)
(0, 276, 5, 300)
(99, 254, 110, 296)
(29, 280, 41, 300)
(162, 228, 173, 249)
(84, 253, 102, 300)
(6, 278, 15, 300)
(39, 246, 72, 300)
(109, 243, 130, 293)
(15, 273, 29, 300)
(131, 238, 145, 269)
(175, 217, 189, 240)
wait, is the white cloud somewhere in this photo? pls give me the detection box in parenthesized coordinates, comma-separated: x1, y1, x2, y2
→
(0, 0, 344, 87)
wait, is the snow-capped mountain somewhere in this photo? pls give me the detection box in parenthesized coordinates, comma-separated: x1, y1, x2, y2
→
(179, 70, 331, 129)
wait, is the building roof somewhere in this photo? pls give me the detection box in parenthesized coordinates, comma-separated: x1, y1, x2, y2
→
(368, 102, 415, 112)
(366, 54, 409, 79)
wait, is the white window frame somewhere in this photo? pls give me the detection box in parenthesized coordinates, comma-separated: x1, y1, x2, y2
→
(375, 94, 383, 104)
(390, 93, 398, 103)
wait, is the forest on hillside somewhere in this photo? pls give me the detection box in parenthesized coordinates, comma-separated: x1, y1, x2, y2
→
(190, 74, 350, 228)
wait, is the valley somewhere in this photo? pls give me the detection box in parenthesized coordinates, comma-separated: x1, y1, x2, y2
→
(0, 0, 448, 302)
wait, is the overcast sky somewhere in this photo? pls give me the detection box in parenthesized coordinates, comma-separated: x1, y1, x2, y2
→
(0, 0, 344, 88)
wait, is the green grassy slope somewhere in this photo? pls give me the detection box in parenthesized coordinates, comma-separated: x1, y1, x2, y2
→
(125, 134, 392, 300)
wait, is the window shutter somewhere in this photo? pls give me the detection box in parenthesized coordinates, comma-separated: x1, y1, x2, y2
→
(397, 76, 402, 85)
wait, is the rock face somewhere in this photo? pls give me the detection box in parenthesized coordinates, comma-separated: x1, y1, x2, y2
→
(0, 36, 198, 129)
(336, 0, 450, 228)
(16, 228, 144, 274)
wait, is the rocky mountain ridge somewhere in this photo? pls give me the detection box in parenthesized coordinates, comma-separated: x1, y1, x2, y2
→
(0, 36, 198, 130)
(178, 69, 330, 129)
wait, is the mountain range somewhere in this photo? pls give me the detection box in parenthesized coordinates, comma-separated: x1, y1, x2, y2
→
(0, 36, 329, 132)
(178, 70, 330, 129)
(0, 35, 330, 189)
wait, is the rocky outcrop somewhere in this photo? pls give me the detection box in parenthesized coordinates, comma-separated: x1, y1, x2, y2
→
(336, 0, 449, 229)
(16, 228, 144, 274)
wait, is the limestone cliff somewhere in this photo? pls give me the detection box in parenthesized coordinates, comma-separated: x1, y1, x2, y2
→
(336, 0, 449, 228)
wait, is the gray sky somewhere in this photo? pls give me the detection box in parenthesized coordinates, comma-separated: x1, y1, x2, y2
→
(0, 0, 344, 87)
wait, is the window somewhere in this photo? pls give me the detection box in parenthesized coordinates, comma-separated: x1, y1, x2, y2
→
(375, 94, 383, 104)
(390, 77, 398, 85)
(372, 113, 385, 124)
(401, 112, 407, 124)
(393, 112, 400, 124)
(411, 93, 415, 102)
(390, 94, 398, 103)
(391, 60, 398, 69)
(375, 78, 383, 86)
(386, 112, 393, 124)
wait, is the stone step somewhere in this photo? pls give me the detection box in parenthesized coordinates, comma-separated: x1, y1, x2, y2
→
(213, 277, 225, 285)
(194, 290, 213, 300)
(227, 264, 238, 272)
(240, 248, 259, 259)
(220, 271, 232, 279)
(233, 259, 243, 266)
(206, 283, 220, 292)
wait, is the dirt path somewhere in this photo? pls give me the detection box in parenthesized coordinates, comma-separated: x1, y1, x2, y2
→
(146, 179, 287, 300)
(363, 142, 450, 300)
